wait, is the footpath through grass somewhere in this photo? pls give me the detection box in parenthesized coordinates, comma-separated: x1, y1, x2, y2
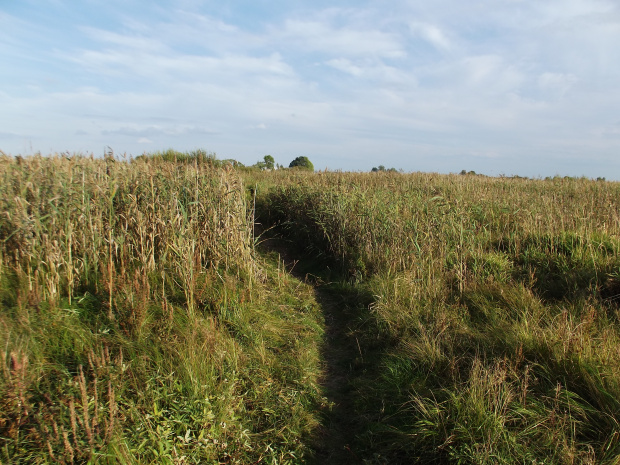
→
(255, 228, 377, 463)
(256, 169, 620, 464)
(3, 154, 620, 464)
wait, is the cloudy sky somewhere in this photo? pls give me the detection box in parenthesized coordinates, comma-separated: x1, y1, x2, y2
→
(1, 0, 620, 178)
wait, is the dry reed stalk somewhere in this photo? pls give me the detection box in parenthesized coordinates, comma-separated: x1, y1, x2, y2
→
(69, 399, 78, 449)
(8, 350, 30, 421)
(78, 366, 94, 446)
(106, 378, 116, 441)
(46, 439, 56, 460)
(92, 376, 99, 434)
(61, 426, 74, 463)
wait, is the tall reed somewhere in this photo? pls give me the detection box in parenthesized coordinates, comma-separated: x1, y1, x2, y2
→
(1, 154, 324, 463)
(258, 169, 620, 463)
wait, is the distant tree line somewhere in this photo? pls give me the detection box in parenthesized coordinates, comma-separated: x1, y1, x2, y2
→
(371, 165, 398, 173)
(136, 150, 316, 172)
(253, 155, 314, 171)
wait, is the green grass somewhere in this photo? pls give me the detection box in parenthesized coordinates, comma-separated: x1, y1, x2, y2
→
(257, 170, 620, 463)
(3, 154, 620, 463)
(0, 154, 325, 463)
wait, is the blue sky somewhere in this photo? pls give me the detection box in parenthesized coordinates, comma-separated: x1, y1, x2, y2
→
(2, 0, 620, 178)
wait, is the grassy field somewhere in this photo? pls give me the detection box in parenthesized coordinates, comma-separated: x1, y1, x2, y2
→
(257, 170, 620, 464)
(0, 154, 325, 463)
(2, 153, 620, 463)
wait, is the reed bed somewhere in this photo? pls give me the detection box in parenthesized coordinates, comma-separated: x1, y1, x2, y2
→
(0, 154, 324, 463)
(259, 170, 620, 463)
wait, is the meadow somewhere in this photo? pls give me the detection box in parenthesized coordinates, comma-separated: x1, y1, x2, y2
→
(0, 153, 325, 463)
(1, 152, 620, 464)
(258, 169, 620, 464)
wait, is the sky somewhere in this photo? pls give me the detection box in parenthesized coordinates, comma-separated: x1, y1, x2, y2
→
(1, 0, 620, 178)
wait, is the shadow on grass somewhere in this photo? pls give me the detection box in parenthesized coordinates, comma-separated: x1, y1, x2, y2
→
(255, 227, 387, 464)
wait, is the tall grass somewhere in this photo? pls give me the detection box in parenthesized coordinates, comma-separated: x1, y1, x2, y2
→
(259, 170, 620, 463)
(0, 153, 325, 463)
(4, 155, 619, 463)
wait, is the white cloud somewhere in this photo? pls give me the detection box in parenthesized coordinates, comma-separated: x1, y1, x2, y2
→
(65, 40, 295, 83)
(102, 125, 220, 137)
(324, 58, 412, 88)
(594, 122, 620, 138)
(325, 58, 364, 77)
(79, 26, 168, 53)
(463, 55, 524, 92)
(409, 22, 452, 51)
(0, 130, 28, 140)
(2, 1, 620, 178)
(537, 72, 578, 98)
(272, 9, 406, 59)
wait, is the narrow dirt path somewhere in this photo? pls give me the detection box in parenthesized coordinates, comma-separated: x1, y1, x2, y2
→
(255, 231, 364, 464)
(310, 288, 364, 464)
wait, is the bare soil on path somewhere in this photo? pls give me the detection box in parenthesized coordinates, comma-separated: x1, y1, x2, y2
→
(256, 230, 365, 464)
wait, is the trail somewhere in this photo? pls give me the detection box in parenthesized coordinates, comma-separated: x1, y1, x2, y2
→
(256, 231, 364, 464)
(310, 285, 363, 464)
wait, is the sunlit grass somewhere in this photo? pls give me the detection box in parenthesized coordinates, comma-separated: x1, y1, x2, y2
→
(0, 153, 325, 463)
(258, 169, 620, 463)
(3, 153, 619, 463)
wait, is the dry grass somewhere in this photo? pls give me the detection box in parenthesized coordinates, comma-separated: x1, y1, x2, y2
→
(0, 153, 325, 463)
(3, 154, 619, 463)
(258, 169, 620, 463)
